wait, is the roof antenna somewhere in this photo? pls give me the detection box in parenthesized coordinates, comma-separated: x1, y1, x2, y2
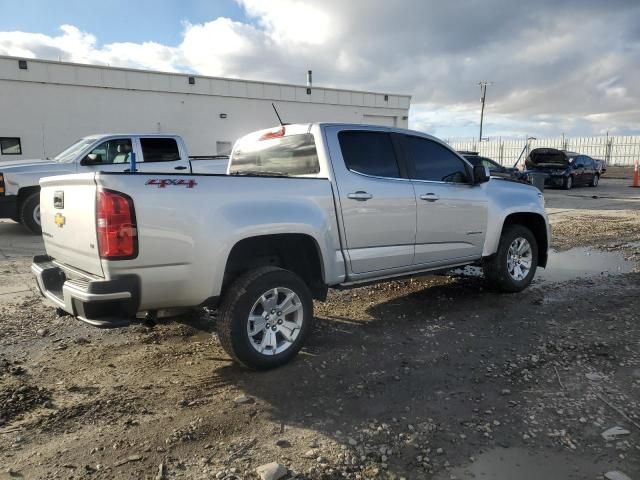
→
(272, 103, 288, 126)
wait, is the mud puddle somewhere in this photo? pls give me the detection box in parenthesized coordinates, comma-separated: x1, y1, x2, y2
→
(536, 247, 635, 283)
(437, 447, 611, 480)
(452, 246, 635, 285)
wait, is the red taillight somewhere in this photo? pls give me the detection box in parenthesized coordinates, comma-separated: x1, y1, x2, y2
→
(259, 126, 286, 141)
(96, 190, 137, 259)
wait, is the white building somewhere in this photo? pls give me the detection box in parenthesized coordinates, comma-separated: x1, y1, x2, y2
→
(0, 56, 410, 160)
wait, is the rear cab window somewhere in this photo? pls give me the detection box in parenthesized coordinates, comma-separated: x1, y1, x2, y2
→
(230, 128, 320, 176)
(140, 138, 181, 162)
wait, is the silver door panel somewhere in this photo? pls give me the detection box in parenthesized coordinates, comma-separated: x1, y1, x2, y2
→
(413, 182, 488, 264)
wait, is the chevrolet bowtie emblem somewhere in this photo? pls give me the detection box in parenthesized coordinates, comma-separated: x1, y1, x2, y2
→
(54, 213, 66, 227)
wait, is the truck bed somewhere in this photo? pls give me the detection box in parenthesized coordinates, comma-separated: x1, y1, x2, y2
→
(38, 171, 344, 310)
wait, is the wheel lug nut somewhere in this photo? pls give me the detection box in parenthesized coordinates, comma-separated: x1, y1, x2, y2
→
(277, 311, 282, 316)
(271, 309, 276, 314)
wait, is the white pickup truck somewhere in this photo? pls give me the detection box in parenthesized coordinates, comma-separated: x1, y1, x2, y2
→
(32, 123, 550, 369)
(0, 134, 228, 233)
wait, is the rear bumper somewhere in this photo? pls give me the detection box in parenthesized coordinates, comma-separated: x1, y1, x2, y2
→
(31, 255, 140, 328)
(0, 195, 17, 218)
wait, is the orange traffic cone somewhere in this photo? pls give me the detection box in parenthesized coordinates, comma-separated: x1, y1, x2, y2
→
(633, 159, 639, 188)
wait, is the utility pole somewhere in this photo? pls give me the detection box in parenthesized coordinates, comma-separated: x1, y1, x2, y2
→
(478, 81, 493, 141)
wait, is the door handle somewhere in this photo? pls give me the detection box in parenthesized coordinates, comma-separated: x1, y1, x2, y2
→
(347, 191, 373, 201)
(174, 166, 188, 170)
(420, 193, 439, 202)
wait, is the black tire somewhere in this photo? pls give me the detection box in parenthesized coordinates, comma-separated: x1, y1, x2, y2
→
(563, 176, 573, 190)
(217, 266, 314, 370)
(19, 192, 42, 234)
(590, 174, 599, 187)
(483, 224, 538, 293)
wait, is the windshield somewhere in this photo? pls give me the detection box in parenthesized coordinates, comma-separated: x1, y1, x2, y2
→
(230, 133, 320, 176)
(53, 138, 96, 163)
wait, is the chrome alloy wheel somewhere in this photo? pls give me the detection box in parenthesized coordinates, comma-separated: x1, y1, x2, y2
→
(507, 237, 533, 281)
(247, 287, 304, 355)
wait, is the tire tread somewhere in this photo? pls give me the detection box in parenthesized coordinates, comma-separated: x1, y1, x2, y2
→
(217, 266, 312, 369)
(19, 192, 41, 234)
(483, 224, 538, 293)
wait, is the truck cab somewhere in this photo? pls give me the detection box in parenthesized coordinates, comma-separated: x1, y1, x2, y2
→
(0, 134, 224, 233)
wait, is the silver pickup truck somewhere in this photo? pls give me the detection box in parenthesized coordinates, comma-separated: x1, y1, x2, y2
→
(0, 134, 228, 234)
(32, 123, 550, 369)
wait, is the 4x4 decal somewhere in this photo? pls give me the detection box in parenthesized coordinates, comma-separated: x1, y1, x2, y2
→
(145, 179, 198, 189)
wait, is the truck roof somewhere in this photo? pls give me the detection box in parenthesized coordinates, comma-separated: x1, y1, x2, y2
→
(244, 122, 446, 145)
(81, 133, 183, 140)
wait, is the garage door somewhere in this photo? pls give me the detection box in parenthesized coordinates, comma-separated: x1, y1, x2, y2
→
(362, 115, 396, 127)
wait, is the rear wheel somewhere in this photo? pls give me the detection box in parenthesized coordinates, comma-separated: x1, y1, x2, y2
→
(563, 176, 573, 190)
(590, 174, 599, 187)
(483, 225, 538, 292)
(19, 192, 41, 234)
(217, 266, 314, 370)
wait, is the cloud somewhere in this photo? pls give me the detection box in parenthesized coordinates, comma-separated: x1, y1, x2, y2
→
(240, 0, 332, 45)
(0, 0, 639, 137)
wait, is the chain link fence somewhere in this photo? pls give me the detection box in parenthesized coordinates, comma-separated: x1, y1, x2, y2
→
(446, 135, 640, 167)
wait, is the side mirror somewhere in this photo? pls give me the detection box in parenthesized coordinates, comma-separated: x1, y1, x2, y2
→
(82, 153, 101, 165)
(473, 165, 490, 184)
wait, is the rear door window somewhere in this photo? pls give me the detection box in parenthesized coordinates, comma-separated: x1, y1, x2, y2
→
(338, 131, 400, 178)
(402, 135, 469, 183)
(140, 138, 181, 162)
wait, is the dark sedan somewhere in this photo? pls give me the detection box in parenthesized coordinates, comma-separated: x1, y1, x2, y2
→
(524, 148, 599, 189)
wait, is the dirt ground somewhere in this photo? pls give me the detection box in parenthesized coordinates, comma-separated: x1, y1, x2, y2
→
(1, 177, 639, 480)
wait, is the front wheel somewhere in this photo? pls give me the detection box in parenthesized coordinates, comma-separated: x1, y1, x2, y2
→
(563, 176, 573, 190)
(217, 267, 314, 370)
(590, 174, 599, 187)
(19, 192, 42, 234)
(483, 225, 538, 292)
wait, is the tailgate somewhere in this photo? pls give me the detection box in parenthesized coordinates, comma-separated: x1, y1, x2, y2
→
(40, 173, 103, 277)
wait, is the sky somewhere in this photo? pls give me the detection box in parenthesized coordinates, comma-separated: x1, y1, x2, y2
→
(0, 0, 638, 139)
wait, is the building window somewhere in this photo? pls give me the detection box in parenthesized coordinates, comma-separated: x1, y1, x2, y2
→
(0, 137, 22, 155)
(18, 60, 27, 70)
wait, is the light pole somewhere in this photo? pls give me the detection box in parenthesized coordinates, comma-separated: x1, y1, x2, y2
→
(478, 81, 493, 141)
